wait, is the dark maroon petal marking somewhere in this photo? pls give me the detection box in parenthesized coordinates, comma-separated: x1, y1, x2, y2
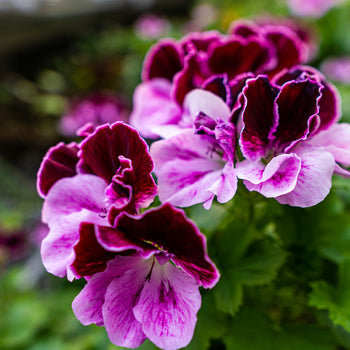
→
(264, 27, 305, 76)
(208, 37, 270, 79)
(228, 20, 260, 38)
(274, 79, 321, 150)
(96, 225, 157, 258)
(172, 53, 209, 105)
(201, 74, 231, 104)
(37, 142, 79, 198)
(317, 82, 341, 131)
(180, 30, 224, 54)
(113, 203, 220, 288)
(142, 39, 183, 82)
(72, 223, 116, 277)
(240, 76, 279, 160)
(273, 66, 341, 131)
(78, 122, 153, 183)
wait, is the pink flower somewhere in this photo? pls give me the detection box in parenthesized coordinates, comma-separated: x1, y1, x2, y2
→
(134, 13, 170, 40)
(71, 204, 219, 349)
(288, 0, 345, 18)
(235, 67, 345, 207)
(131, 19, 311, 139)
(59, 93, 129, 137)
(37, 122, 157, 279)
(321, 56, 350, 84)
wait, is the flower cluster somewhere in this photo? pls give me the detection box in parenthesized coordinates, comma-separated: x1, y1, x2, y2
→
(131, 19, 350, 209)
(37, 17, 350, 350)
(37, 122, 219, 349)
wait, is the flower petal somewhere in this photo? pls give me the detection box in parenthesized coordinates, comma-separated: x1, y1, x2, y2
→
(276, 146, 335, 207)
(102, 258, 151, 348)
(130, 79, 182, 139)
(133, 262, 201, 350)
(307, 123, 350, 167)
(114, 203, 220, 288)
(37, 142, 79, 198)
(142, 39, 183, 82)
(239, 76, 279, 160)
(72, 256, 143, 327)
(236, 154, 301, 198)
(151, 130, 226, 208)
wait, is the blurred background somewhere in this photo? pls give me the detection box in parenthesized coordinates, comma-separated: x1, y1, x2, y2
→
(0, 0, 349, 349)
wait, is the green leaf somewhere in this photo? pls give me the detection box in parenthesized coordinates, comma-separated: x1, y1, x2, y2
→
(224, 308, 337, 350)
(309, 281, 350, 332)
(215, 237, 286, 315)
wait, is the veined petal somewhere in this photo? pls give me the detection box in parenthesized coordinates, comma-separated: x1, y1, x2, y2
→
(276, 146, 335, 207)
(72, 256, 144, 328)
(114, 204, 220, 289)
(237, 154, 301, 198)
(151, 130, 226, 208)
(133, 262, 201, 350)
(102, 258, 152, 348)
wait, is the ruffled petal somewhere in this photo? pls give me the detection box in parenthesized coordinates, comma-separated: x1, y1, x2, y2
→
(114, 204, 220, 288)
(274, 79, 321, 151)
(142, 39, 183, 82)
(37, 142, 79, 198)
(133, 262, 201, 350)
(276, 146, 335, 207)
(208, 37, 271, 78)
(239, 76, 279, 160)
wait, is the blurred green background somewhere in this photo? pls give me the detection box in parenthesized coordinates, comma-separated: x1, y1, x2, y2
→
(0, 0, 350, 349)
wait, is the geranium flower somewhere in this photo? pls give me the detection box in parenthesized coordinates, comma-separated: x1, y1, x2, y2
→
(131, 19, 311, 139)
(287, 0, 345, 18)
(37, 122, 157, 279)
(235, 67, 344, 207)
(150, 89, 237, 209)
(59, 93, 129, 137)
(71, 203, 220, 350)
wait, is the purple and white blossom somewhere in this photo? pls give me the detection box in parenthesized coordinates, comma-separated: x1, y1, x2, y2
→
(37, 122, 157, 279)
(71, 203, 219, 350)
(131, 19, 311, 139)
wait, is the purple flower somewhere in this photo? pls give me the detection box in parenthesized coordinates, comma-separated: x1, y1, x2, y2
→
(321, 56, 350, 84)
(150, 89, 237, 209)
(37, 122, 157, 279)
(71, 203, 219, 349)
(235, 67, 345, 207)
(288, 0, 345, 18)
(131, 19, 310, 139)
(134, 13, 170, 40)
(59, 93, 129, 137)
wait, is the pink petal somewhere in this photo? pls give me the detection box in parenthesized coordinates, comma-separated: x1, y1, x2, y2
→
(183, 89, 231, 123)
(133, 262, 201, 350)
(151, 130, 227, 208)
(130, 79, 182, 139)
(307, 123, 350, 166)
(276, 146, 335, 207)
(102, 258, 152, 348)
(72, 256, 142, 327)
(237, 154, 301, 198)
